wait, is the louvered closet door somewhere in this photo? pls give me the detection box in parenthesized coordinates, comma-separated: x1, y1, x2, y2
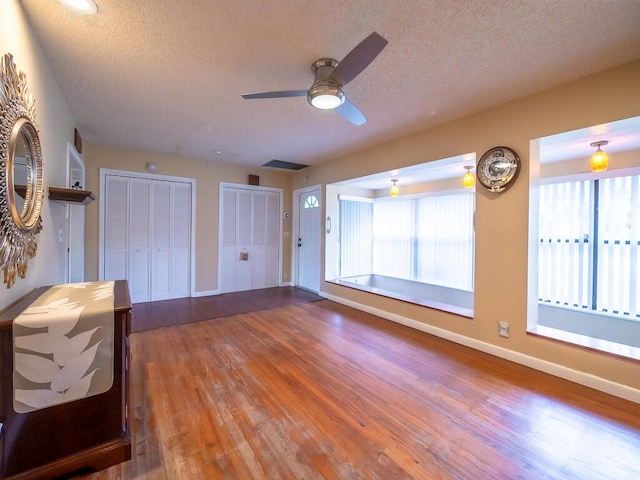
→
(104, 176, 129, 281)
(220, 188, 238, 293)
(151, 181, 172, 301)
(220, 186, 281, 293)
(236, 190, 253, 292)
(103, 173, 192, 303)
(251, 191, 280, 289)
(264, 192, 280, 288)
(129, 178, 151, 303)
(171, 182, 191, 298)
(251, 191, 267, 288)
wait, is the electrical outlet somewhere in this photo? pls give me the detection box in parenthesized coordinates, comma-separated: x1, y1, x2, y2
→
(499, 321, 510, 338)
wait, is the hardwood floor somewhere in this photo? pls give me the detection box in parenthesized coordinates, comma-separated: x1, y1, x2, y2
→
(77, 300, 640, 479)
(131, 287, 324, 332)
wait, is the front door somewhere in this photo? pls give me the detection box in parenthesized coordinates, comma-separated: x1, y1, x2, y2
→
(297, 188, 321, 292)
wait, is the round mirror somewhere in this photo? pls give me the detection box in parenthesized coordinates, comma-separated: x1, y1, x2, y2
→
(0, 53, 44, 288)
(12, 128, 28, 221)
(7, 117, 42, 230)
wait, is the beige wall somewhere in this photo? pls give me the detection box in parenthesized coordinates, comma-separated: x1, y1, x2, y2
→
(83, 144, 293, 293)
(0, 0, 77, 311)
(293, 60, 640, 393)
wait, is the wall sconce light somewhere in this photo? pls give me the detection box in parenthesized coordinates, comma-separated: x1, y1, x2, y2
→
(390, 179, 399, 197)
(590, 140, 609, 172)
(463, 165, 475, 188)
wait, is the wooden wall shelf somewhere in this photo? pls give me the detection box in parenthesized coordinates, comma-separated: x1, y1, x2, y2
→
(48, 186, 95, 205)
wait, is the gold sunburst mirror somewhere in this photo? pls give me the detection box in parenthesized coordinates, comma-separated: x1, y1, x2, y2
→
(0, 53, 44, 288)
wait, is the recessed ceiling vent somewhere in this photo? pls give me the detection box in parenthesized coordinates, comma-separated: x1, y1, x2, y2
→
(262, 159, 309, 170)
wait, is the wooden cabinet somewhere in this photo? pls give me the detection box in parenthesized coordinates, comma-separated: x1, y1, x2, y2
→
(0, 280, 132, 479)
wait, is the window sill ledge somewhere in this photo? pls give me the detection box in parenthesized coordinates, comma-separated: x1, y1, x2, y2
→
(528, 325, 640, 363)
(327, 278, 474, 319)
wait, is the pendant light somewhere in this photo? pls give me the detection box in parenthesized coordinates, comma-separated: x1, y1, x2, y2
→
(390, 179, 399, 197)
(590, 140, 609, 172)
(463, 166, 475, 188)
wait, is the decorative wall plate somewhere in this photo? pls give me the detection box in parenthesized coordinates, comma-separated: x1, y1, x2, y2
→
(476, 146, 520, 193)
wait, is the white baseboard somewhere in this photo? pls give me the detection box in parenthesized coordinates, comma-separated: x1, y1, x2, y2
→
(320, 292, 640, 404)
(191, 289, 220, 297)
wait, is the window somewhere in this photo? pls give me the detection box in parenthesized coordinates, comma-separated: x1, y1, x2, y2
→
(338, 191, 475, 291)
(538, 173, 640, 318)
(339, 198, 373, 277)
(304, 195, 319, 209)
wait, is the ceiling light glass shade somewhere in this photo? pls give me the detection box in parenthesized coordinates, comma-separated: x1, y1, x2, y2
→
(308, 82, 345, 110)
(463, 166, 475, 188)
(390, 179, 399, 197)
(58, 0, 98, 14)
(590, 141, 609, 172)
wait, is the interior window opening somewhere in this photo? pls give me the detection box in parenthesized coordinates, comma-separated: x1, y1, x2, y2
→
(326, 154, 476, 317)
(529, 115, 640, 360)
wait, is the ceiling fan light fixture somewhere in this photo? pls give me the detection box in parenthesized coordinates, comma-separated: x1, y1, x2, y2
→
(58, 0, 98, 14)
(308, 82, 345, 110)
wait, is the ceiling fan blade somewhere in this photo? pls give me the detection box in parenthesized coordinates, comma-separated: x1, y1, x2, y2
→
(241, 90, 308, 100)
(330, 32, 388, 87)
(335, 99, 367, 126)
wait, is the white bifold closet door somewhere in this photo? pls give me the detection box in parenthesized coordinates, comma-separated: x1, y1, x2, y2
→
(220, 186, 280, 293)
(103, 174, 191, 303)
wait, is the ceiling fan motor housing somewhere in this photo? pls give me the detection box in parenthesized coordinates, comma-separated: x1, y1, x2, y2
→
(307, 58, 345, 109)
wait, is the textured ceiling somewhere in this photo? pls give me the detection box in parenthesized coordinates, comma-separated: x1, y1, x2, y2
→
(19, 0, 640, 169)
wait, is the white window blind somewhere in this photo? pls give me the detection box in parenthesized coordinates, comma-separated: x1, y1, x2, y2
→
(416, 192, 475, 290)
(539, 173, 640, 318)
(338, 191, 475, 290)
(339, 198, 373, 277)
(538, 181, 592, 309)
(597, 175, 640, 317)
(373, 199, 414, 280)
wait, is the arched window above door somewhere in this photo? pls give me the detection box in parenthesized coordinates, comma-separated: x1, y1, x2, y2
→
(304, 195, 319, 209)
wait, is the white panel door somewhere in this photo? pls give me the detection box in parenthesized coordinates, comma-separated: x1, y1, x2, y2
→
(297, 189, 321, 292)
(172, 182, 192, 298)
(151, 181, 172, 301)
(104, 176, 129, 281)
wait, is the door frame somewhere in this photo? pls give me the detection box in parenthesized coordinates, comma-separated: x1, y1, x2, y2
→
(65, 142, 85, 283)
(98, 168, 197, 297)
(292, 184, 322, 292)
(218, 182, 284, 293)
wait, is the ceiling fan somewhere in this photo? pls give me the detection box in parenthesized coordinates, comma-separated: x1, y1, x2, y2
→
(241, 32, 388, 126)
